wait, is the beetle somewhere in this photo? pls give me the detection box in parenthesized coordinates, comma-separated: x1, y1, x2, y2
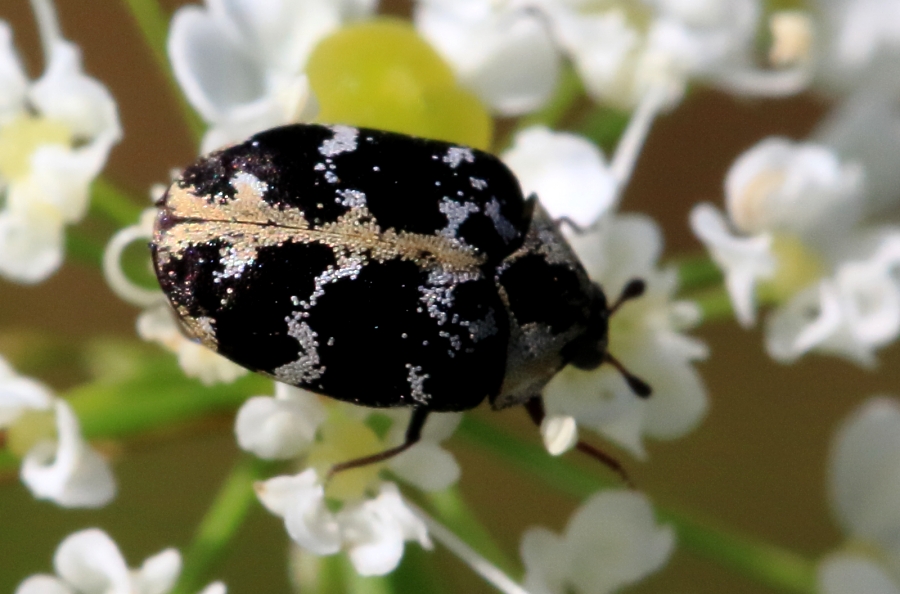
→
(151, 123, 650, 477)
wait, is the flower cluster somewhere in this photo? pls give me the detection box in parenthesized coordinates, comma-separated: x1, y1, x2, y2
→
(415, 0, 808, 116)
(15, 0, 900, 592)
(691, 134, 900, 366)
(236, 382, 460, 575)
(0, 0, 119, 284)
(168, 0, 374, 152)
(15, 528, 224, 594)
(0, 355, 114, 508)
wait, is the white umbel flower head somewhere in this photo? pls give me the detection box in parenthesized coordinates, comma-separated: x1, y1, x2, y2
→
(0, 0, 120, 283)
(169, 0, 375, 152)
(14, 528, 226, 594)
(817, 396, 900, 593)
(692, 136, 900, 365)
(416, 0, 805, 114)
(521, 490, 675, 594)
(256, 469, 432, 576)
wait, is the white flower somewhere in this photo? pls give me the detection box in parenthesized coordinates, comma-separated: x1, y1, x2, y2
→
(235, 383, 326, 459)
(103, 208, 247, 385)
(766, 237, 900, 366)
(382, 410, 462, 492)
(502, 125, 615, 227)
(256, 469, 432, 576)
(21, 399, 116, 508)
(520, 490, 675, 594)
(817, 396, 900, 593)
(813, 0, 900, 91)
(14, 528, 225, 594)
(0, 0, 120, 283)
(690, 203, 775, 326)
(416, 0, 802, 113)
(414, 0, 560, 115)
(0, 355, 115, 508)
(819, 554, 900, 594)
(168, 0, 374, 152)
(692, 136, 900, 365)
(544, 213, 708, 457)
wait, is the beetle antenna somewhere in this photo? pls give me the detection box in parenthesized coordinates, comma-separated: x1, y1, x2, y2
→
(609, 278, 645, 314)
(605, 352, 652, 398)
(523, 397, 633, 487)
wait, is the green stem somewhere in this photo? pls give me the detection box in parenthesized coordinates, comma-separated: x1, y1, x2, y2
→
(691, 286, 738, 323)
(421, 486, 520, 578)
(119, 0, 205, 143)
(65, 227, 105, 268)
(173, 456, 273, 594)
(676, 254, 724, 293)
(456, 415, 817, 594)
(91, 176, 145, 226)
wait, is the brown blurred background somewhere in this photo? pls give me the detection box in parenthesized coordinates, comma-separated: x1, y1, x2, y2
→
(1, 2, 898, 593)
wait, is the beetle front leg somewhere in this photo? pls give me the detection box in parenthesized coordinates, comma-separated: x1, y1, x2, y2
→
(328, 407, 430, 477)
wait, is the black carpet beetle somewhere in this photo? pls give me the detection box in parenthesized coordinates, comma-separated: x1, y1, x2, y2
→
(151, 124, 650, 478)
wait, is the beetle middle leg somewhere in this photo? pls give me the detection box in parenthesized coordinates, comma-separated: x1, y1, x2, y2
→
(523, 396, 633, 487)
(328, 406, 430, 477)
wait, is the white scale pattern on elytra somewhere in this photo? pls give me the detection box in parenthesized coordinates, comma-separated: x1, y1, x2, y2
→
(273, 311, 326, 384)
(485, 198, 517, 242)
(405, 364, 431, 404)
(336, 188, 366, 208)
(439, 197, 479, 239)
(319, 125, 359, 157)
(469, 177, 488, 190)
(298, 254, 365, 311)
(443, 146, 474, 169)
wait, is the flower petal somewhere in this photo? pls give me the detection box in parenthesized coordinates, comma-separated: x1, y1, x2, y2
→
(53, 529, 130, 594)
(0, 373, 54, 427)
(565, 491, 675, 594)
(341, 483, 431, 576)
(134, 549, 181, 594)
(818, 553, 900, 594)
(388, 440, 460, 492)
(29, 39, 121, 141)
(0, 21, 28, 123)
(0, 202, 64, 284)
(690, 203, 775, 326)
(14, 575, 74, 594)
(503, 127, 614, 227)
(416, 1, 559, 115)
(829, 397, 900, 549)
(256, 469, 341, 555)
(235, 385, 325, 459)
(21, 399, 116, 508)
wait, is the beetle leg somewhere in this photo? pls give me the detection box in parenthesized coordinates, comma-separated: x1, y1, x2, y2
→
(524, 396, 633, 487)
(328, 407, 430, 477)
